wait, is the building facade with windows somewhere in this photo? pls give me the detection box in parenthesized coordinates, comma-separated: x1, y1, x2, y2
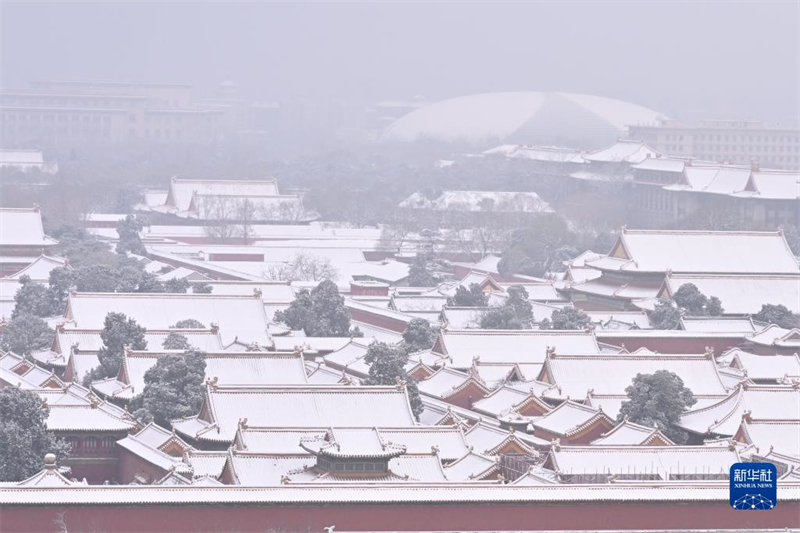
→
(628, 119, 800, 170)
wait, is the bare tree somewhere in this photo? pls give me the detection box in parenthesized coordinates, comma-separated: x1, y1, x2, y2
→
(235, 198, 258, 245)
(200, 196, 239, 243)
(259, 198, 308, 223)
(265, 251, 339, 282)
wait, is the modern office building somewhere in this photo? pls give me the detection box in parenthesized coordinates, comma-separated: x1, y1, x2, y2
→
(628, 119, 800, 170)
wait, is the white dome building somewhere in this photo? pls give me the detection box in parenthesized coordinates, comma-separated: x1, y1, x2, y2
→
(382, 92, 666, 149)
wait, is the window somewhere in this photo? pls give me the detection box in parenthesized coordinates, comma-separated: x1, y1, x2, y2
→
(84, 437, 97, 449)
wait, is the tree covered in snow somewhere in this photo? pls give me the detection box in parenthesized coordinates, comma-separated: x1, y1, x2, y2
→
(363, 342, 423, 420)
(12, 275, 55, 319)
(48, 263, 166, 295)
(265, 252, 338, 282)
(753, 303, 800, 329)
(673, 283, 724, 316)
(402, 318, 438, 353)
(171, 319, 206, 329)
(129, 350, 207, 427)
(407, 249, 447, 287)
(0, 313, 54, 356)
(192, 282, 213, 294)
(163, 278, 191, 293)
(549, 306, 591, 330)
(447, 283, 488, 307)
(162, 332, 192, 350)
(650, 299, 681, 330)
(115, 214, 147, 256)
(480, 286, 533, 330)
(274, 280, 355, 337)
(0, 387, 70, 482)
(83, 313, 147, 384)
(618, 370, 696, 444)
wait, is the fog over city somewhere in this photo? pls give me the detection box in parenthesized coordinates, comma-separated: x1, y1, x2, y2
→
(3, 2, 799, 122)
(1, 3, 799, 533)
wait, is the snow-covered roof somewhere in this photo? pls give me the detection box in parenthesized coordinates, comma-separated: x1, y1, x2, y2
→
(547, 445, 739, 481)
(391, 295, 448, 312)
(0, 352, 63, 389)
(485, 145, 586, 164)
(156, 267, 210, 282)
(440, 307, 486, 329)
(31, 384, 136, 433)
(464, 423, 547, 455)
(66, 292, 271, 347)
(591, 419, 675, 446)
(300, 428, 407, 459)
(498, 282, 568, 302)
(193, 280, 296, 302)
(585, 311, 651, 330)
(443, 452, 499, 481)
(666, 274, 800, 315)
(472, 386, 544, 419)
(0, 149, 57, 174)
(568, 170, 626, 182)
(741, 171, 800, 200)
(16, 457, 81, 487)
(116, 432, 192, 476)
(0, 149, 45, 165)
(103, 350, 309, 400)
(165, 178, 280, 211)
(679, 385, 800, 436)
(383, 92, 665, 146)
(0, 279, 21, 320)
(450, 255, 502, 275)
(532, 401, 613, 438)
(433, 329, 601, 369)
(54, 328, 225, 356)
(680, 316, 757, 333)
(400, 190, 553, 214)
(727, 351, 800, 382)
(7, 255, 67, 282)
(4, 480, 800, 505)
(667, 166, 750, 195)
(224, 453, 315, 485)
(746, 325, 800, 349)
(234, 426, 470, 463)
(737, 420, 800, 459)
(540, 353, 729, 399)
(592, 229, 800, 275)
(173, 385, 417, 443)
(0, 208, 58, 248)
(417, 367, 489, 400)
(630, 156, 686, 173)
(322, 339, 375, 377)
(584, 140, 662, 164)
(187, 194, 313, 222)
(3, 482, 793, 505)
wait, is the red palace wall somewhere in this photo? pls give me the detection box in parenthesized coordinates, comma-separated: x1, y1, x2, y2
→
(2, 501, 798, 532)
(347, 308, 408, 333)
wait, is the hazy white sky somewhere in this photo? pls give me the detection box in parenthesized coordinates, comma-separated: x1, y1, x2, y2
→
(2, 2, 798, 122)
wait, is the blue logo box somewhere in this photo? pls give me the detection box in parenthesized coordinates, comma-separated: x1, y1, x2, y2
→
(730, 462, 777, 510)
